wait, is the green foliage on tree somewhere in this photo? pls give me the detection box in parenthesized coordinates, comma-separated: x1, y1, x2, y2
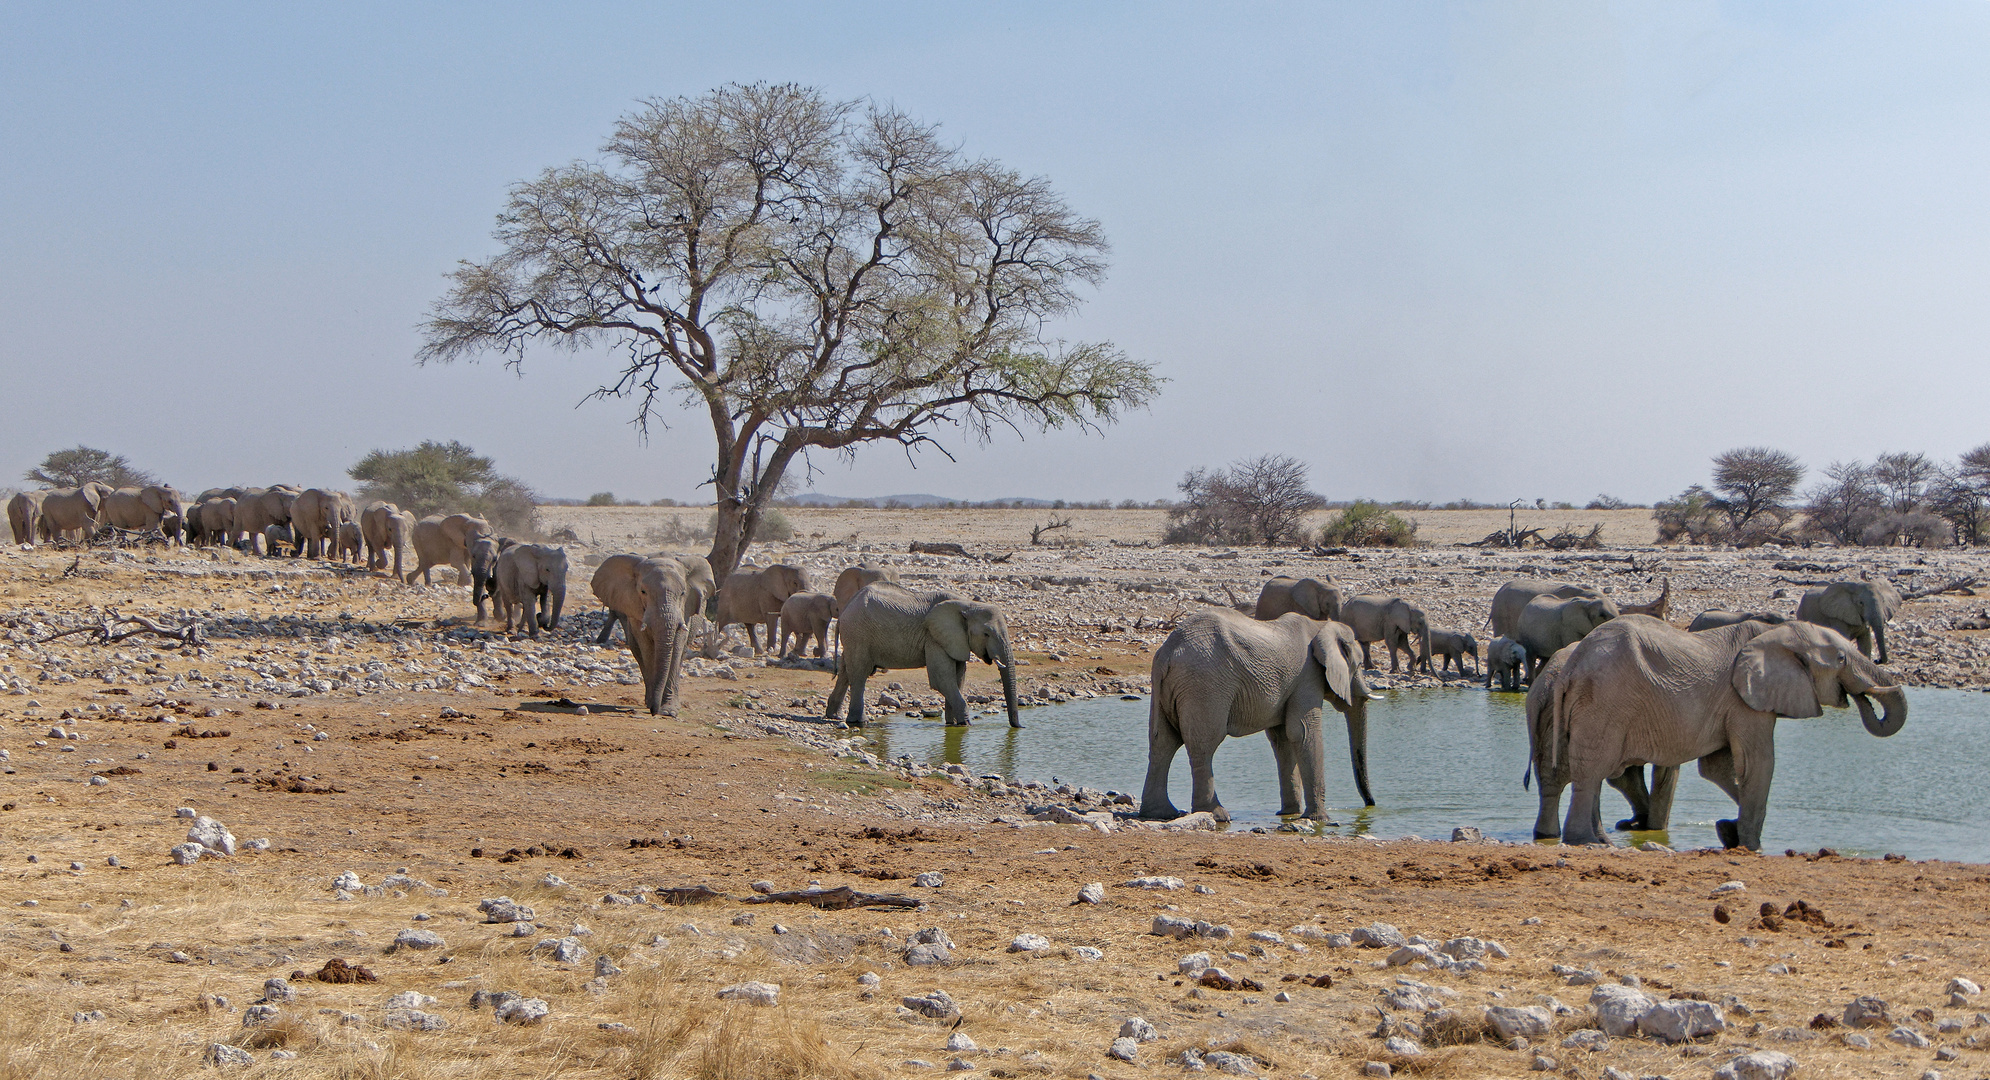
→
(586, 492, 618, 507)
(1318, 500, 1418, 547)
(346, 440, 538, 534)
(26, 445, 156, 489)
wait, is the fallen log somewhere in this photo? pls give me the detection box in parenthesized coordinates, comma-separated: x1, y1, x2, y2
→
(1902, 576, 1978, 601)
(652, 885, 726, 905)
(740, 885, 922, 910)
(38, 612, 206, 650)
(909, 541, 971, 558)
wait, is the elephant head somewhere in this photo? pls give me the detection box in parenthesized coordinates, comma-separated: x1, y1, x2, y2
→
(1801, 579, 1903, 665)
(633, 557, 690, 715)
(926, 599, 1020, 727)
(1309, 620, 1374, 807)
(1732, 622, 1906, 737)
(676, 555, 718, 620)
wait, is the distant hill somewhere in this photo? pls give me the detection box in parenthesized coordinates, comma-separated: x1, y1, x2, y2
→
(785, 493, 1059, 508)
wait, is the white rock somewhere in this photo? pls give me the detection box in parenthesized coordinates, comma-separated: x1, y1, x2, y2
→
(539, 873, 568, 888)
(1638, 999, 1725, 1043)
(1120, 1016, 1159, 1042)
(169, 843, 204, 866)
(946, 1032, 976, 1051)
(1179, 952, 1213, 975)
(1484, 1006, 1555, 1041)
(1387, 944, 1435, 967)
(495, 997, 549, 1024)
(1108, 1036, 1139, 1062)
(1008, 934, 1052, 953)
(242, 1004, 281, 1027)
(1589, 984, 1656, 1036)
(1949, 978, 1982, 996)
(205, 1044, 253, 1066)
(478, 896, 534, 923)
(914, 871, 945, 888)
(535, 937, 589, 964)
(1383, 1036, 1422, 1056)
(1076, 882, 1105, 904)
(384, 1008, 448, 1031)
(187, 816, 236, 856)
(1072, 945, 1103, 960)
(857, 972, 881, 987)
(717, 981, 779, 1006)
(176, 807, 196, 818)
(1560, 1029, 1609, 1051)
(1120, 875, 1184, 890)
(1710, 880, 1746, 896)
(1153, 915, 1197, 939)
(1714, 1050, 1799, 1080)
(1888, 1026, 1931, 1048)
(1362, 1063, 1391, 1078)
(332, 871, 364, 891)
(393, 929, 445, 951)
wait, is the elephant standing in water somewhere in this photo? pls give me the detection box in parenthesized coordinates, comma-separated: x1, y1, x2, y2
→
(1339, 595, 1431, 673)
(827, 582, 1020, 729)
(1524, 644, 1679, 838)
(1545, 615, 1906, 850)
(591, 554, 694, 715)
(1514, 594, 1617, 681)
(1486, 636, 1527, 690)
(1254, 576, 1343, 623)
(1141, 608, 1373, 822)
(1797, 579, 1903, 664)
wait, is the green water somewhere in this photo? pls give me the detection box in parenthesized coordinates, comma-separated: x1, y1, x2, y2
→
(861, 687, 1990, 862)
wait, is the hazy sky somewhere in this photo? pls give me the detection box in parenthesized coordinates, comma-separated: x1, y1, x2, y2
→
(5, 2, 1989, 505)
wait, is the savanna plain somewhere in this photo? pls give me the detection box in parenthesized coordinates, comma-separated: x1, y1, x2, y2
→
(3, 507, 1989, 1079)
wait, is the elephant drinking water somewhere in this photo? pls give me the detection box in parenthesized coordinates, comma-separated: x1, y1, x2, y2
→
(825, 582, 1019, 729)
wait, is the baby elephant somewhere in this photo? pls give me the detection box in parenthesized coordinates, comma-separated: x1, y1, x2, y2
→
(1486, 636, 1527, 691)
(494, 544, 569, 638)
(778, 592, 835, 659)
(336, 522, 364, 563)
(1427, 629, 1479, 677)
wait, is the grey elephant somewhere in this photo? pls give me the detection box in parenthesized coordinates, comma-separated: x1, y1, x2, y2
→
(1140, 608, 1373, 822)
(715, 563, 810, 653)
(336, 522, 364, 563)
(1688, 610, 1789, 632)
(194, 498, 238, 547)
(233, 487, 300, 556)
(469, 535, 519, 620)
(826, 582, 1020, 729)
(1486, 635, 1527, 690)
(262, 524, 296, 557)
(1514, 593, 1617, 681)
(290, 488, 353, 559)
(1523, 643, 1679, 839)
(595, 554, 714, 645)
(1254, 576, 1344, 623)
(591, 554, 693, 715)
(832, 563, 898, 615)
(1797, 578, 1903, 664)
(38, 487, 104, 544)
(1490, 577, 1604, 638)
(407, 513, 492, 585)
(1547, 615, 1905, 850)
(778, 592, 835, 659)
(7, 491, 44, 546)
(359, 502, 413, 578)
(494, 543, 569, 638)
(1339, 595, 1431, 673)
(101, 485, 187, 543)
(1427, 629, 1478, 676)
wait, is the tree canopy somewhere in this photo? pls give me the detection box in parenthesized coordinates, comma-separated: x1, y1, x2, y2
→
(347, 440, 537, 532)
(418, 82, 1160, 578)
(26, 446, 157, 490)
(1709, 446, 1804, 530)
(1164, 454, 1322, 545)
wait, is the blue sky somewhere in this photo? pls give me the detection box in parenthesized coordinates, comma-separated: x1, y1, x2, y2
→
(5, 2, 1988, 504)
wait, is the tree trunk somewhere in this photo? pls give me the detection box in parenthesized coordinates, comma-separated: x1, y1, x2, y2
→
(704, 439, 801, 582)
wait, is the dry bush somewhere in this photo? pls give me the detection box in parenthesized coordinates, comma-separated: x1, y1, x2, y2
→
(1423, 1008, 1490, 1046)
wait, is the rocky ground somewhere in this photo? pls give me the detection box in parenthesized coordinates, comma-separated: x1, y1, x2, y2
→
(2, 510, 1987, 1078)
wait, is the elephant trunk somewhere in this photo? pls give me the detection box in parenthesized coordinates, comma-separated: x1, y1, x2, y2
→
(645, 609, 678, 716)
(1853, 684, 1907, 738)
(998, 639, 1021, 728)
(1344, 696, 1374, 807)
(1866, 592, 1889, 664)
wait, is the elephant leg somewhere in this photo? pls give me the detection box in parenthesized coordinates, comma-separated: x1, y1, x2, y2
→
(1265, 726, 1301, 817)
(1359, 641, 1375, 670)
(1562, 778, 1609, 846)
(1644, 766, 1680, 831)
(1139, 704, 1185, 819)
(595, 613, 620, 645)
(927, 647, 969, 726)
(1608, 767, 1652, 831)
(1533, 779, 1564, 840)
(1284, 696, 1330, 820)
(1184, 736, 1228, 822)
(662, 629, 688, 713)
(1695, 748, 1755, 849)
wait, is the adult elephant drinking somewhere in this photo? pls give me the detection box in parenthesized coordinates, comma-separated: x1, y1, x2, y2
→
(1140, 608, 1373, 822)
(1796, 578, 1903, 665)
(591, 554, 694, 715)
(1339, 595, 1431, 673)
(1490, 577, 1604, 639)
(1514, 593, 1617, 681)
(826, 582, 1019, 729)
(1548, 615, 1906, 850)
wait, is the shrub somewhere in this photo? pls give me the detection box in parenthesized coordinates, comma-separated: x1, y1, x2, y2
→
(1318, 500, 1417, 547)
(586, 492, 618, 506)
(1163, 455, 1323, 545)
(1585, 494, 1630, 510)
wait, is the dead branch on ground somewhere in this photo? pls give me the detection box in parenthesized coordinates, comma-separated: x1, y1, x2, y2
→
(1030, 516, 1073, 545)
(1902, 575, 1979, 601)
(38, 612, 206, 651)
(909, 541, 971, 558)
(740, 884, 922, 910)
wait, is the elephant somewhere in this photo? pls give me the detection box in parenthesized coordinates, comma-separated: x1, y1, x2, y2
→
(195, 486, 246, 504)
(826, 582, 1020, 729)
(195, 498, 238, 548)
(591, 554, 694, 715)
(336, 522, 364, 563)
(1140, 608, 1373, 822)
(1339, 595, 1431, 673)
(1490, 577, 1604, 638)
(262, 524, 296, 557)
(832, 563, 899, 616)
(407, 513, 492, 585)
(469, 535, 519, 621)
(233, 487, 300, 555)
(37, 487, 103, 544)
(1797, 579, 1903, 665)
(1523, 643, 1680, 840)
(1546, 615, 1905, 850)
(777, 592, 835, 658)
(359, 502, 412, 579)
(1427, 629, 1478, 676)
(1486, 635, 1527, 690)
(1514, 593, 1617, 681)
(290, 489, 354, 559)
(1688, 610, 1789, 632)
(100, 485, 187, 543)
(7, 491, 44, 546)
(494, 543, 569, 638)
(1254, 576, 1344, 623)
(715, 563, 811, 653)
(595, 554, 715, 645)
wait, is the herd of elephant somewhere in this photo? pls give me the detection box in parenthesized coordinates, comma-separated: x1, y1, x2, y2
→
(1139, 572, 1908, 853)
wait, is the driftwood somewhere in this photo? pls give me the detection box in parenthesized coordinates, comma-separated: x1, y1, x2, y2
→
(652, 885, 726, 905)
(1618, 577, 1671, 620)
(740, 885, 922, 910)
(1902, 575, 1978, 601)
(909, 541, 971, 558)
(1467, 527, 1543, 549)
(39, 612, 206, 650)
(1030, 516, 1073, 544)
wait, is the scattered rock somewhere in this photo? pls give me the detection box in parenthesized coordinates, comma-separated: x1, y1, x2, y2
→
(717, 981, 780, 1006)
(1844, 997, 1892, 1028)
(170, 843, 204, 866)
(494, 997, 549, 1024)
(242, 1004, 281, 1028)
(1351, 923, 1407, 949)
(384, 1009, 448, 1031)
(1203, 1050, 1257, 1075)
(595, 956, 622, 978)
(750, 880, 775, 894)
(187, 816, 236, 856)
(1362, 1064, 1391, 1078)
(1108, 1037, 1139, 1062)
(1153, 915, 1197, 939)
(902, 989, 960, 1019)
(1639, 999, 1725, 1043)
(535, 937, 589, 965)
(1485, 1006, 1554, 1040)
(1530, 1055, 1558, 1072)
(205, 1044, 253, 1067)
(392, 929, 445, 952)
(1119, 1017, 1159, 1042)
(1560, 1029, 1609, 1051)
(1590, 984, 1656, 1036)
(1451, 827, 1483, 842)
(947, 1031, 976, 1051)
(914, 871, 945, 888)
(1888, 1026, 1932, 1048)
(72, 1010, 106, 1024)
(1076, 882, 1104, 905)
(1842, 1033, 1871, 1049)
(1009, 934, 1052, 953)
(1383, 1036, 1422, 1056)
(1178, 952, 1212, 975)
(1950, 978, 1982, 997)
(478, 896, 534, 923)
(1714, 1051, 1798, 1080)
(1119, 876, 1184, 890)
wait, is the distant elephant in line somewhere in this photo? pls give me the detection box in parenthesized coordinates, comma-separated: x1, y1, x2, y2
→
(1514, 593, 1617, 681)
(1547, 616, 1905, 850)
(290, 488, 353, 559)
(827, 582, 1020, 729)
(195, 498, 239, 548)
(777, 592, 835, 658)
(1486, 636, 1527, 691)
(7, 491, 44, 546)
(100, 485, 187, 544)
(1797, 578, 1903, 665)
(407, 513, 491, 586)
(595, 554, 715, 646)
(359, 502, 413, 579)
(1254, 576, 1344, 623)
(1688, 610, 1789, 632)
(262, 524, 296, 557)
(1140, 608, 1373, 822)
(1524, 644, 1678, 839)
(1490, 577, 1603, 638)
(832, 564, 898, 616)
(1340, 595, 1431, 673)
(469, 535, 519, 621)
(715, 563, 811, 653)
(494, 544, 568, 638)
(233, 487, 300, 556)
(336, 522, 364, 563)
(38, 487, 104, 544)
(592, 554, 689, 714)
(1427, 629, 1478, 676)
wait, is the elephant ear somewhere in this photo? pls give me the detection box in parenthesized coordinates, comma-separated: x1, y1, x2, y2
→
(1732, 624, 1841, 718)
(1310, 625, 1359, 706)
(1817, 585, 1867, 627)
(925, 600, 972, 663)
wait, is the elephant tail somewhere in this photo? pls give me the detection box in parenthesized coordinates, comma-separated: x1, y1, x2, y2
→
(1547, 667, 1571, 777)
(1522, 759, 1533, 791)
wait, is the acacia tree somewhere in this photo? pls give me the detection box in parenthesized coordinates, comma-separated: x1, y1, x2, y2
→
(1710, 446, 1804, 532)
(420, 83, 1159, 579)
(26, 446, 156, 489)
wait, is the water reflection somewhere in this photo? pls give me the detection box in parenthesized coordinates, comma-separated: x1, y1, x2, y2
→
(857, 687, 1990, 862)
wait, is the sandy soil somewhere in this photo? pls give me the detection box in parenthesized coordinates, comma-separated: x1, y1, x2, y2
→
(2, 517, 1988, 1078)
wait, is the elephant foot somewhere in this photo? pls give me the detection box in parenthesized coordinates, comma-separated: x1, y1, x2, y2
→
(1206, 806, 1231, 823)
(1715, 819, 1741, 849)
(1615, 817, 1648, 832)
(1137, 802, 1182, 821)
